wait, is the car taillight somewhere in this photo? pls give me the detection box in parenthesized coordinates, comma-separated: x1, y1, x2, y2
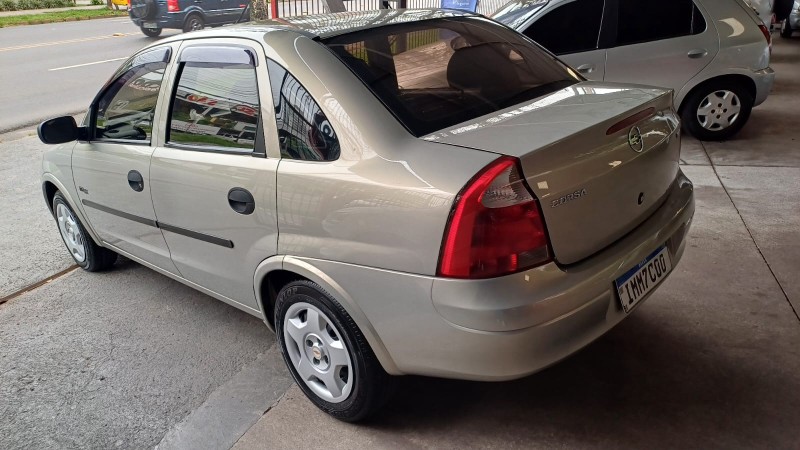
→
(758, 23, 772, 51)
(126, 0, 130, 6)
(167, 0, 179, 12)
(438, 156, 551, 279)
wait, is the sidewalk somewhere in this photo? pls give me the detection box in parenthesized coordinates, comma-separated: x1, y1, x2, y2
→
(0, 2, 122, 17)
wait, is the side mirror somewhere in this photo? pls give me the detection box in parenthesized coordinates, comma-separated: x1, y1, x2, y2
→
(38, 116, 79, 144)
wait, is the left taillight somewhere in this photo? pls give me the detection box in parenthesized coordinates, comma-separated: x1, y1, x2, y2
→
(437, 156, 552, 279)
(167, 0, 180, 12)
(758, 23, 772, 52)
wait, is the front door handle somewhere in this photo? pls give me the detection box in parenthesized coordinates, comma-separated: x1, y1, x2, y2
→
(687, 49, 708, 59)
(228, 188, 255, 215)
(127, 170, 144, 192)
(575, 64, 595, 74)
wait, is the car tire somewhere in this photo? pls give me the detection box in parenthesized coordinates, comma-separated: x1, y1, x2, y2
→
(275, 280, 394, 422)
(52, 192, 117, 272)
(680, 80, 753, 141)
(141, 26, 162, 37)
(183, 13, 204, 32)
(780, 19, 793, 38)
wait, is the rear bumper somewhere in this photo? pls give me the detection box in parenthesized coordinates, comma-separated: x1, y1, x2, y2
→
(293, 169, 694, 381)
(753, 67, 775, 107)
(130, 13, 184, 29)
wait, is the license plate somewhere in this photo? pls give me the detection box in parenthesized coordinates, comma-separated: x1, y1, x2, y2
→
(143, 22, 157, 29)
(615, 246, 672, 313)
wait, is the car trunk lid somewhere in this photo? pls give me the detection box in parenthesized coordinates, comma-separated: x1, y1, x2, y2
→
(426, 82, 681, 265)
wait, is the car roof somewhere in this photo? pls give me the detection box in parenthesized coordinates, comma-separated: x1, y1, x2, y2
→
(154, 8, 477, 46)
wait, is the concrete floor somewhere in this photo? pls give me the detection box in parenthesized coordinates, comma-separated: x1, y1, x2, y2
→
(0, 32, 798, 450)
(232, 37, 800, 448)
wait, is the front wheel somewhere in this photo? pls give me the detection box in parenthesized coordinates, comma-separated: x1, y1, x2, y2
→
(275, 280, 394, 422)
(680, 81, 753, 141)
(52, 192, 117, 272)
(141, 26, 162, 37)
(183, 13, 204, 32)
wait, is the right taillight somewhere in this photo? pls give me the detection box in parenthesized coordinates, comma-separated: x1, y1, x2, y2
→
(758, 23, 772, 52)
(167, 0, 179, 12)
(438, 156, 551, 279)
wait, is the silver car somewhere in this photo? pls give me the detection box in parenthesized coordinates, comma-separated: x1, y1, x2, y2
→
(492, 0, 775, 141)
(37, 10, 694, 421)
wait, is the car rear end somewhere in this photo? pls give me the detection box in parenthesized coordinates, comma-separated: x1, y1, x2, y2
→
(296, 13, 695, 380)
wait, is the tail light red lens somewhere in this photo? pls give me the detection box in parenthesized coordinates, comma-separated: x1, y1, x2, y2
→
(758, 23, 772, 51)
(126, 0, 130, 6)
(438, 156, 551, 279)
(167, 0, 179, 12)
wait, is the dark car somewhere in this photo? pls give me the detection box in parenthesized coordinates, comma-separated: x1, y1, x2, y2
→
(129, 0, 250, 37)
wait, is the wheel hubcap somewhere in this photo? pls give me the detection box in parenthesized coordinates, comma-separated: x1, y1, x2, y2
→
(56, 203, 86, 263)
(696, 90, 741, 131)
(283, 302, 353, 403)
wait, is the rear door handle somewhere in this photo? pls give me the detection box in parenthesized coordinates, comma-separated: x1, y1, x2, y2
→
(575, 64, 595, 74)
(228, 188, 255, 215)
(127, 170, 144, 192)
(687, 49, 708, 59)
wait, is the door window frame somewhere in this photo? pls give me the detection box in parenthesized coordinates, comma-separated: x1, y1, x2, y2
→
(525, 0, 609, 55)
(87, 45, 173, 146)
(605, 0, 707, 48)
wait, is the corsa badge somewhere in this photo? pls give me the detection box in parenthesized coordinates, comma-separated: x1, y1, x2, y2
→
(628, 126, 644, 153)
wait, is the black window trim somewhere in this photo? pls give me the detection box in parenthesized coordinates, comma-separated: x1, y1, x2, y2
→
(89, 46, 172, 144)
(528, 0, 608, 56)
(165, 46, 266, 157)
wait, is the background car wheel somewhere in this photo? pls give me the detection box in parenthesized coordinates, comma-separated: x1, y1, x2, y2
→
(681, 81, 753, 141)
(780, 20, 793, 38)
(275, 280, 394, 422)
(141, 26, 162, 37)
(52, 192, 117, 272)
(183, 14, 205, 32)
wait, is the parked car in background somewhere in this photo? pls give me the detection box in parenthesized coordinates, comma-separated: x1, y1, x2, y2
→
(780, 0, 800, 36)
(745, 0, 775, 29)
(128, 0, 249, 37)
(493, 0, 775, 141)
(37, 10, 694, 421)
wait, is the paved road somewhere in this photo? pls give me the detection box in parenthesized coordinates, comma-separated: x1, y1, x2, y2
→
(0, 18, 181, 133)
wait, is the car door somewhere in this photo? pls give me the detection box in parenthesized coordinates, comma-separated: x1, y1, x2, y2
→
(149, 40, 279, 313)
(219, 0, 246, 23)
(520, 0, 608, 80)
(72, 45, 180, 275)
(603, 0, 719, 94)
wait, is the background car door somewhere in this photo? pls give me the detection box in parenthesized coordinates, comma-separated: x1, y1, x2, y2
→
(603, 0, 719, 94)
(521, 0, 607, 80)
(72, 46, 180, 275)
(149, 40, 278, 313)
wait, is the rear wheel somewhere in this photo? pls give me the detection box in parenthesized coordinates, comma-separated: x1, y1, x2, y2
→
(681, 81, 753, 141)
(52, 192, 117, 272)
(183, 13, 204, 32)
(141, 26, 162, 37)
(275, 280, 394, 422)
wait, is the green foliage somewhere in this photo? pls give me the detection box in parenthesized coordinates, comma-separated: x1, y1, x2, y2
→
(90, 0, 103, 5)
(0, 0, 17, 11)
(0, 8, 126, 27)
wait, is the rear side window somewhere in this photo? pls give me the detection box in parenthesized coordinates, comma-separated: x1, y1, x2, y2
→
(167, 55, 260, 152)
(94, 47, 170, 142)
(267, 59, 340, 162)
(616, 0, 706, 46)
(324, 16, 579, 137)
(523, 0, 604, 55)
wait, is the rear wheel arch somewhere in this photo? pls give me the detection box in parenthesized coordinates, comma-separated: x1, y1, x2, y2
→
(253, 258, 401, 375)
(678, 74, 757, 113)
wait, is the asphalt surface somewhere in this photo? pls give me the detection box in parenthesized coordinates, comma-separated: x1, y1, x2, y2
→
(0, 17, 181, 133)
(0, 25, 798, 450)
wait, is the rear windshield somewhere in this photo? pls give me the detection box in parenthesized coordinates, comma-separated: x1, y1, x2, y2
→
(323, 16, 579, 137)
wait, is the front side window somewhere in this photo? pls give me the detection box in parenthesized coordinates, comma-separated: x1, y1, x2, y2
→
(523, 0, 604, 55)
(94, 48, 170, 142)
(267, 60, 340, 162)
(324, 16, 579, 137)
(616, 0, 706, 46)
(168, 62, 260, 152)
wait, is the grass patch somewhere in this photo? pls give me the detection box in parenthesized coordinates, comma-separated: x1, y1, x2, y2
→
(0, 8, 127, 27)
